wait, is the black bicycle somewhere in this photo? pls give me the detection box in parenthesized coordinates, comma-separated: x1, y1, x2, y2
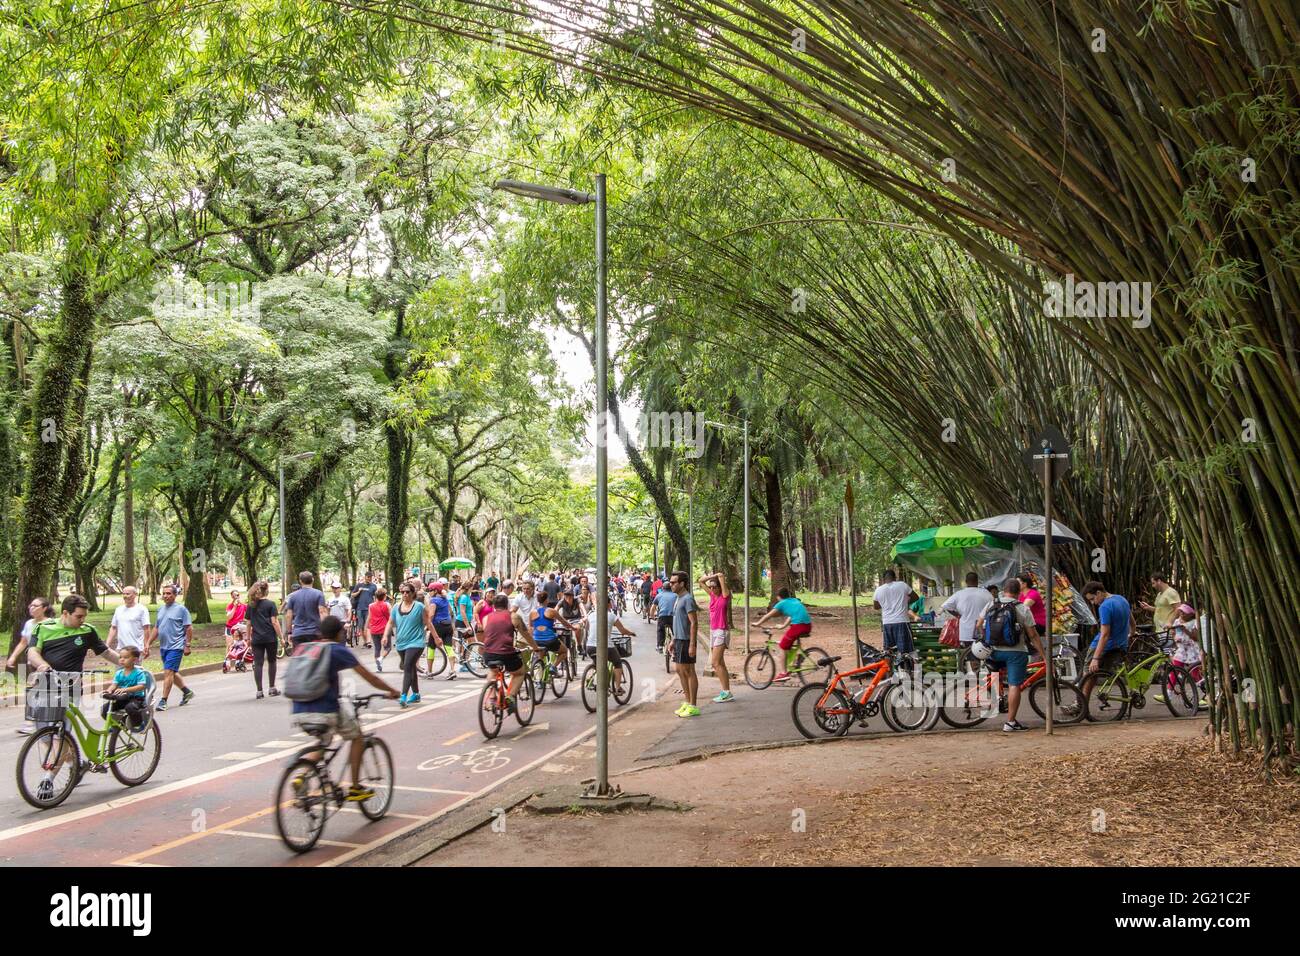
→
(273, 694, 395, 853)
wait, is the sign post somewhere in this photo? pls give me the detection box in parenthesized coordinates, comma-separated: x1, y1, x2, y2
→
(1030, 427, 1071, 736)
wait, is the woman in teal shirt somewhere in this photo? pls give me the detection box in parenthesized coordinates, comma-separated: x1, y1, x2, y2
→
(383, 582, 434, 706)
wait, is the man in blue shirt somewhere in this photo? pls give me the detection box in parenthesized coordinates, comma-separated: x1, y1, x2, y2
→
(285, 570, 328, 646)
(653, 584, 677, 653)
(154, 583, 194, 711)
(1081, 580, 1131, 699)
(350, 571, 378, 646)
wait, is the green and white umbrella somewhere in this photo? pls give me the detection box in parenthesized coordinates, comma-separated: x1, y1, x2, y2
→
(438, 556, 475, 571)
(890, 525, 1013, 588)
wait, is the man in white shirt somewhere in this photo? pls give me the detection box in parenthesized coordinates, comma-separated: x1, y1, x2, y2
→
(327, 583, 353, 625)
(108, 587, 153, 659)
(873, 569, 919, 654)
(510, 579, 539, 627)
(940, 572, 994, 648)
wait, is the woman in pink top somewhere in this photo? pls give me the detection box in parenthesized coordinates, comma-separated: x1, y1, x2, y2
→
(225, 590, 247, 653)
(1017, 573, 1048, 641)
(698, 570, 734, 702)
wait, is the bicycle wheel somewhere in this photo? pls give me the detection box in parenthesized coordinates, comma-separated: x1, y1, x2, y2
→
(1085, 669, 1129, 722)
(357, 737, 394, 820)
(1162, 666, 1200, 718)
(478, 681, 504, 739)
(514, 674, 536, 726)
(794, 646, 830, 685)
(1028, 679, 1086, 725)
(664, 641, 672, 673)
(938, 673, 992, 728)
(744, 649, 776, 689)
(462, 642, 488, 678)
(580, 664, 598, 713)
(880, 680, 936, 732)
(550, 657, 570, 698)
(16, 727, 81, 809)
(530, 658, 548, 704)
(614, 660, 634, 705)
(275, 758, 329, 853)
(108, 720, 163, 786)
(421, 644, 448, 677)
(791, 682, 853, 739)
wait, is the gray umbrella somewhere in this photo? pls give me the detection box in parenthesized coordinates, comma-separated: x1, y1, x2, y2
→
(964, 513, 1083, 544)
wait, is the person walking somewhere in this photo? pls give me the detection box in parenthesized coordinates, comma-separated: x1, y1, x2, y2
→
(699, 570, 734, 702)
(284, 571, 327, 646)
(244, 580, 283, 698)
(1140, 573, 1181, 633)
(668, 571, 700, 716)
(108, 587, 152, 660)
(350, 571, 378, 648)
(154, 583, 194, 711)
(366, 588, 391, 671)
(327, 582, 353, 640)
(384, 582, 434, 706)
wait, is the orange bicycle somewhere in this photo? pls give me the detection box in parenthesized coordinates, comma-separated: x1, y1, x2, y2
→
(939, 655, 1085, 728)
(790, 645, 936, 738)
(478, 661, 536, 739)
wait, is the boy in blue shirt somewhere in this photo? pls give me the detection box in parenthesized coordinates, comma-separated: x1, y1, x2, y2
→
(104, 646, 149, 729)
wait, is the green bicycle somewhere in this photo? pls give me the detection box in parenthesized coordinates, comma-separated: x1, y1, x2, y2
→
(528, 643, 571, 702)
(1084, 630, 1200, 722)
(16, 670, 162, 809)
(744, 627, 829, 689)
(580, 652, 634, 713)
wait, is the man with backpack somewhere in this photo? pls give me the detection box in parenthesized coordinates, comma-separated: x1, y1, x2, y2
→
(973, 578, 1045, 732)
(283, 615, 397, 801)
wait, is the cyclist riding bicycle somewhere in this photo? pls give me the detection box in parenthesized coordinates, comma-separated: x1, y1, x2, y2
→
(288, 616, 397, 802)
(25, 593, 123, 793)
(752, 587, 813, 682)
(529, 593, 571, 671)
(586, 606, 636, 695)
(481, 594, 535, 712)
(555, 588, 588, 650)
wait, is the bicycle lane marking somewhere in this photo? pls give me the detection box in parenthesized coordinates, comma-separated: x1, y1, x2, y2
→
(323, 671, 678, 866)
(0, 687, 482, 850)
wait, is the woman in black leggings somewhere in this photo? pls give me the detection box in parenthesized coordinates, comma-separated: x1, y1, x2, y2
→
(244, 580, 283, 699)
(383, 583, 435, 707)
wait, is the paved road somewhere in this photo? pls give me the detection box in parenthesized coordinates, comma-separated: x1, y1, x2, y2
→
(0, 617, 671, 867)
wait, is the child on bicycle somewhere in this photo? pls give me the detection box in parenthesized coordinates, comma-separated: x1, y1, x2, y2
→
(1169, 603, 1203, 686)
(103, 646, 149, 729)
(752, 587, 812, 682)
(291, 616, 398, 801)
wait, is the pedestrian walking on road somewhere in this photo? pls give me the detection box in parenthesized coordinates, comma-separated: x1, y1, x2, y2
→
(350, 571, 378, 648)
(154, 583, 195, 711)
(385, 582, 434, 707)
(699, 571, 734, 702)
(245, 580, 283, 698)
(284, 571, 327, 646)
(367, 588, 391, 671)
(108, 587, 152, 659)
(669, 571, 700, 717)
(873, 569, 919, 655)
(9, 596, 52, 734)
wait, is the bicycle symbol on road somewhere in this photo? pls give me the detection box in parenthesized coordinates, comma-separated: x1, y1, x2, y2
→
(418, 746, 512, 774)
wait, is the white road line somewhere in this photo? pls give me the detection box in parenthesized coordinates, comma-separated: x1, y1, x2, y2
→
(214, 752, 265, 761)
(0, 687, 480, 846)
(392, 785, 474, 795)
(541, 763, 577, 773)
(256, 741, 301, 749)
(220, 829, 361, 848)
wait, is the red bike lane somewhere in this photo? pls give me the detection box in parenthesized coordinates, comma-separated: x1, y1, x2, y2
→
(0, 661, 670, 867)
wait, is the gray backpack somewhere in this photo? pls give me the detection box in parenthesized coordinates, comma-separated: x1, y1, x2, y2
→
(282, 641, 335, 701)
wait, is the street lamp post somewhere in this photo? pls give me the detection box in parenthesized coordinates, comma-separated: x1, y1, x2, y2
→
(493, 175, 612, 797)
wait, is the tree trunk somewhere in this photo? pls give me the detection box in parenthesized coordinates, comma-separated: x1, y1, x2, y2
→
(762, 465, 794, 603)
(384, 422, 411, 587)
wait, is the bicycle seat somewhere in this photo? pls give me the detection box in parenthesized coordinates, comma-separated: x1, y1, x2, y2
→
(816, 656, 841, 667)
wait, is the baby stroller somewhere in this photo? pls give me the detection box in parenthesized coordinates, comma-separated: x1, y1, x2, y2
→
(223, 625, 254, 673)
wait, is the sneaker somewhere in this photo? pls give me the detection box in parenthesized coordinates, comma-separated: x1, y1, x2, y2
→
(180, 688, 195, 706)
(674, 703, 690, 716)
(772, 672, 792, 682)
(36, 778, 54, 801)
(269, 687, 281, 697)
(446, 671, 457, 681)
(376, 661, 383, 672)
(1199, 698, 1208, 708)
(398, 693, 409, 708)
(255, 691, 265, 700)
(1002, 720, 1028, 732)
(345, 784, 375, 802)
(504, 696, 516, 714)
(409, 692, 421, 703)
(682, 705, 701, 717)
(712, 691, 735, 703)
(1153, 694, 1167, 703)
(155, 699, 168, 711)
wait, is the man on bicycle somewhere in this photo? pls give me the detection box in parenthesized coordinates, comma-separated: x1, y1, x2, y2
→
(752, 587, 811, 682)
(653, 580, 677, 653)
(1080, 580, 1132, 699)
(25, 594, 123, 793)
(555, 588, 587, 656)
(292, 616, 397, 801)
